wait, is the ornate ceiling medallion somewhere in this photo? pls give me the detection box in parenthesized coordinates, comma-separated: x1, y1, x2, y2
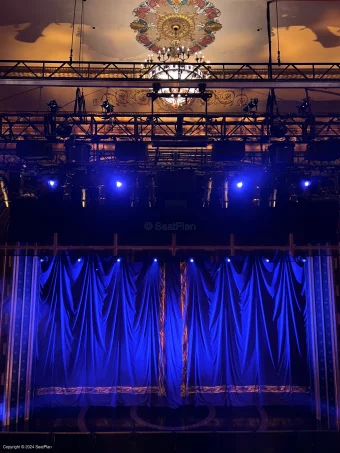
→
(130, 0, 222, 54)
(157, 14, 196, 43)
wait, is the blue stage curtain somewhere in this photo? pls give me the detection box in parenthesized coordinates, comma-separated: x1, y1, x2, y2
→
(34, 255, 310, 408)
(181, 256, 309, 406)
(35, 256, 164, 406)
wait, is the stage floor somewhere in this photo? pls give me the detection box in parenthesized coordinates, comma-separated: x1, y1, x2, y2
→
(30, 405, 317, 433)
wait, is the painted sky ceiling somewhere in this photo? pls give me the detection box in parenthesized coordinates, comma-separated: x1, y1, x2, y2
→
(0, 1, 338, 62)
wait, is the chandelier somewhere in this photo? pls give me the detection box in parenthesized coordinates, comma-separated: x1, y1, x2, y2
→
(141, 48, 210, 109)
(140, 20, 210, 109)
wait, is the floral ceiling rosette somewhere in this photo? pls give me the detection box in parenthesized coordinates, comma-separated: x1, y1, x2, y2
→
(130, 0, 222, 54)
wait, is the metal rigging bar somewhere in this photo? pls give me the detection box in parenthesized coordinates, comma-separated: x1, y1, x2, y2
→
(0, 61, 340, 88)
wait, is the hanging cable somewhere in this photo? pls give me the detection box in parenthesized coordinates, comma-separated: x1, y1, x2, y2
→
(75, 0, 86, 114)
(275, 0, 281, 65)
(78, 0, 85, 67)
(69, 0, 77, 63)
(82, 1, 85, 65)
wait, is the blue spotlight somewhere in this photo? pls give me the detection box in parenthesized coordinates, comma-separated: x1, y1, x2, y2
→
(116, 181, 123, 188)
(303, 180, 311, 188)
(236, 181, 243, 188)
(47, 179, 57, 188)
(227, 258, 231, 263)
(154, 258, 158, 262)
(265, 258, 270, 263)
(117, 258, 121, 262)
(77, 258, 82, 262)
(189, 258, 194, 263)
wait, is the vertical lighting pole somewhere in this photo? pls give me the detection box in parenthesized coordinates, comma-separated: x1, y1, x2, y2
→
(267, 1, 274, 80)
(267, 0, 276, 140)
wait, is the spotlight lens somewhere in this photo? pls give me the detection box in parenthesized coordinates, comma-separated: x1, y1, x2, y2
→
(265, 259, 270, 263)
(304, 180, 311, 187)
(189, 258, 194, 263)
(48, 180, 56, 187)
(77, 258, 82, 262)
(117, 258, 121, 262)
(154, 258, 158, 262)
(236, 182, 243, 188)
(116, 181, 123, 188)
(227, 258, 231, 263)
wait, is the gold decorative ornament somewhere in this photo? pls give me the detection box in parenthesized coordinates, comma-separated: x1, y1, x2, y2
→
(130, 20, 148, 32)
(157, 13, 196, 42)
(204, 22, 222, 33)
(170, 0, 184, 8)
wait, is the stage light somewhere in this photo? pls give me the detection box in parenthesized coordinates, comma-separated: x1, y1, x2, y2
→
(198, 83, 207, 94)
(47, 179, 57, 188)
(253, 186, 261, 207)
(270, 121, 288, 138)
(297, 256, 307, 263)
(189, 258, 194, 263)
(116, 181, 123, 188)
(40, 257, 48, 263)
(227, 258, 231, 263)
(47, 100, 59, 113)
(298, 98, 310, 115)
(152, 82, 161, 94)
(117, 258, 121, 262)
(154, 258, 158, 262)
(303, 180, 311, 188)
(236, 181, 243, 188)
(101, 100, 114, 114)
(77, 258, 82, 262)
(243, 98, 258, 113)
(265, 258, 270, 263)
(289, 185, 298, 203)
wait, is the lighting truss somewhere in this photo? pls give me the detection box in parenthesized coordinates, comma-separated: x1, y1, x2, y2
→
(0, 61, 340, 88)
(1, 112, 340, 144)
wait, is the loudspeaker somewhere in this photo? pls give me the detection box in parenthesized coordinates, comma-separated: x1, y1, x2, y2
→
(307, 141, 340, 161)
(16, 141, 53, 160)
(268, 142, 295, 166)
(212, 141, 246, 162)
(158, 171, 196, 193)
(8, 172, 21, 192)
(65, 142, 91, 164)
(115, 142, 147, 161)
